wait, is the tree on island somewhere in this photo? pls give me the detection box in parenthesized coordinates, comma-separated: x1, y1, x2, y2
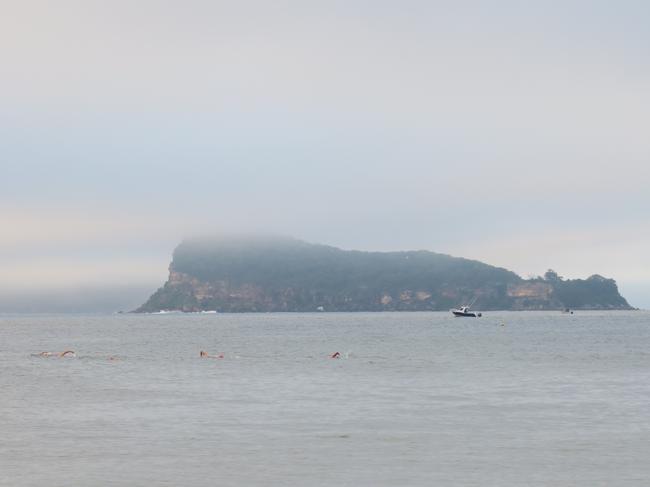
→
(544, 269, 563, 282)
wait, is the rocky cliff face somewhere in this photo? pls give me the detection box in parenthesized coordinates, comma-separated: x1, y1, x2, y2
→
(146, 270, 296, 312)
(136, 237, 632, 312)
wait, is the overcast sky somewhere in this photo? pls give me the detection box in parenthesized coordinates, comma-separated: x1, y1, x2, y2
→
(2, 0, 649, 309)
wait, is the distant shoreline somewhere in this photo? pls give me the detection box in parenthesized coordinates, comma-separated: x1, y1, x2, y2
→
(0, 309, 645, 316)
(132, 308, 641, 314)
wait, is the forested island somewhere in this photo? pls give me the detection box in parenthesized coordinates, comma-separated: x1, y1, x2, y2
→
(136, 236, 632, 312)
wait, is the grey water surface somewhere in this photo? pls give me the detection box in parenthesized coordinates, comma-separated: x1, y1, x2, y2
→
(1, 311, 649, 486)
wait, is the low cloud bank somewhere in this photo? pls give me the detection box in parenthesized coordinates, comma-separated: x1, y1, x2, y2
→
(0, 285, 156, 313)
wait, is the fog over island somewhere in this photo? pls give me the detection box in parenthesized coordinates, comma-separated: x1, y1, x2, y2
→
(3, 6, 650, 486)
(2, 1, 649, 311)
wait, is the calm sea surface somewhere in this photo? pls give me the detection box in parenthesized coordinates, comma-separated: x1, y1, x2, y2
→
(1, 311, 649, 486)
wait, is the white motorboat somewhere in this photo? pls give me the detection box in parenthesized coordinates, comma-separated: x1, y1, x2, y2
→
(451, 305, 482, 317)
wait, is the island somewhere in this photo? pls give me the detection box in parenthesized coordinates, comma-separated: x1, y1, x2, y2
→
(136, 236, 632, 312)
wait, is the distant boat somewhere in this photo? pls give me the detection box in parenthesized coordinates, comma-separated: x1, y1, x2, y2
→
(451, 297, 482, 317)
(451, 305, 482, 317)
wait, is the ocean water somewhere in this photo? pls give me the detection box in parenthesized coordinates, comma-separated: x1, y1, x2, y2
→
(1, 311, 649, 487)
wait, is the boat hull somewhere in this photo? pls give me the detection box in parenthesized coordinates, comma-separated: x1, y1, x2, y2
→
(452, 310, 481, 317)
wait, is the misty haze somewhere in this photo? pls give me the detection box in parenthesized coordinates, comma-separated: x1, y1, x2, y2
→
(2, 2, 649, 311)
(2, 2, 649, 486)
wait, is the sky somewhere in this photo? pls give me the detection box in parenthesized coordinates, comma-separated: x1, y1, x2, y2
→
(2, 0, 649, 310)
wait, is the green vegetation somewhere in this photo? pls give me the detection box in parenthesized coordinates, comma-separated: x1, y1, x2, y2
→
(136, 236, 632, 312)
(546, 272, 630, 309)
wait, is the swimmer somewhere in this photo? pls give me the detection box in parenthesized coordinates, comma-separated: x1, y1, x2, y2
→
(330, 352, 341, 359)
(200, 350, 224, 359)
(59, 350, 76, 357)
